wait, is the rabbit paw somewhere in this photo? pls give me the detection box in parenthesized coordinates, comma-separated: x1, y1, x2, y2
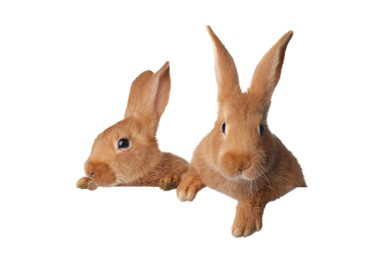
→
(231, 202, 264, 237)
(159, 174, 180, 191)
(176, 173, 204, 202)
(76, 177, 98, 191)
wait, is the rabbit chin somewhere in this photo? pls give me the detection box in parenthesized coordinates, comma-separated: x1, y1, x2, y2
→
(218, 166, 261, 182)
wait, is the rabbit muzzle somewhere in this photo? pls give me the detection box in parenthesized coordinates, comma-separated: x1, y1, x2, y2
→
(84, 161, 117, 187)
(218, 151, 261, 181)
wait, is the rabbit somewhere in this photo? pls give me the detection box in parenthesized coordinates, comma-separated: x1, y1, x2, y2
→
(77, 62, 189, 191)
(176, 26, 306, 237)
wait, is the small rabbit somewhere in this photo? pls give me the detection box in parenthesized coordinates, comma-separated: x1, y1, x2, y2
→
(77, 62, 188, 191)
(177, 26, 306, 237)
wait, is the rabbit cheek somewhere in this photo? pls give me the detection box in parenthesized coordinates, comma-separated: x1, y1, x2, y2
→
(86, 162, 116, 187)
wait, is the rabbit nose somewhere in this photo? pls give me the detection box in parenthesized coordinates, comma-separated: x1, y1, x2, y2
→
(238, 161, 251, 172)
(237, 154, 252, 171)
(84, 161, 95, 178)
(89, 171, 95, 178)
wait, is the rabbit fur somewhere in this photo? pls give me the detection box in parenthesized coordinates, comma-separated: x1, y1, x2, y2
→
(77, 62, 188, 191)
(176, 26, 306, 237)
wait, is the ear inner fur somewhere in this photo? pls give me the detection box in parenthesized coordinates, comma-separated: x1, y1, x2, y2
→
(153, 62, 171, 119)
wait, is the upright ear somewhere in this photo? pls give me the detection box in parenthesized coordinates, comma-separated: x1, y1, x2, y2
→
(151, 61, 171, 119)
(248, 31, 293, 105)
(125, 70, 153, 118)
(207, 26, 241, 102)
(124, 62, 171, 121)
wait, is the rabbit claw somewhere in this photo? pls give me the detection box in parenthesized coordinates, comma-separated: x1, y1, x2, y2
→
(159, 174, 179, 191)
(231, 201, 264, 237)
(176, 173, 204, 202)
(76, 177, 98, 191)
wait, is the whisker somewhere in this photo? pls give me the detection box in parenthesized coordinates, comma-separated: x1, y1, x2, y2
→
(257, 165, 276, 199)
(244, 178, 254, 198)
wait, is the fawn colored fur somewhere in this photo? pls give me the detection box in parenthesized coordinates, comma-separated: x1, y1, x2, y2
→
(77, 62, 188, 191)
(177, 26, 306, 237)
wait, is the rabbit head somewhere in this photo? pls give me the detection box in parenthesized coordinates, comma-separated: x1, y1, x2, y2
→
(82, 62, 173, 187)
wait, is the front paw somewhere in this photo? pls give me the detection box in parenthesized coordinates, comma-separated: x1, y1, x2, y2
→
(231, 203, 264, 237)
(76, 177, 98, 191)
(159, 174, 180, 191)
(176, 173, 204, 202)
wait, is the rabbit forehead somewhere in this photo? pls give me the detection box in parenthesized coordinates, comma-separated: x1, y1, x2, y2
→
(219, 93, 266, 124)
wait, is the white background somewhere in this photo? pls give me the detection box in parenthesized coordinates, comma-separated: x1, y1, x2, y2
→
(1, 0, 389, 259)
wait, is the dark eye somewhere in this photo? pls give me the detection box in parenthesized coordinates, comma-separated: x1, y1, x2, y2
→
(117, 138, 130, 149)
(222, 122, 226, 134)
(260, 124, 265, 136)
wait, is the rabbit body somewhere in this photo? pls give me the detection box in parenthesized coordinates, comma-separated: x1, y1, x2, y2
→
(177, 27, 306, 237)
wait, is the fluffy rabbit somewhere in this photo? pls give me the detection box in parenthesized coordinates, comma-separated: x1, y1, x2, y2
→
(77, 62, 188, 191)
(177, 26, 306, 237)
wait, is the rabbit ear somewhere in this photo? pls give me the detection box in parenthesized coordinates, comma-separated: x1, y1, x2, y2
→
(152, 61, 171, 119)
(207, 26, 241, 102)
(125, 62, 171, 121)
(124, 70, 153, 118)
(248, 31, 293, 106)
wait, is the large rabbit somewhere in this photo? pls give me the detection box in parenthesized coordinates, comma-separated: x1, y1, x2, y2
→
(77, 62, 188, 191)
(177, 26, 306, 237)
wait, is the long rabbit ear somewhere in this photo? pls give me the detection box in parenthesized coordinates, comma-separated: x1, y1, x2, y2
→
(207, 26, 241, 102)
(125, 62, 170, 121)
(248, 31, 293, 106)
(124, 70, 153, 118)
(151, 61, 171, 119)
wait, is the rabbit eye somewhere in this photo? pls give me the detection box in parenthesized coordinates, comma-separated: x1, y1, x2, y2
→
(222, 122, 226, 134)
(259, 124, 266, 136)
(117, 138, 130, 149)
